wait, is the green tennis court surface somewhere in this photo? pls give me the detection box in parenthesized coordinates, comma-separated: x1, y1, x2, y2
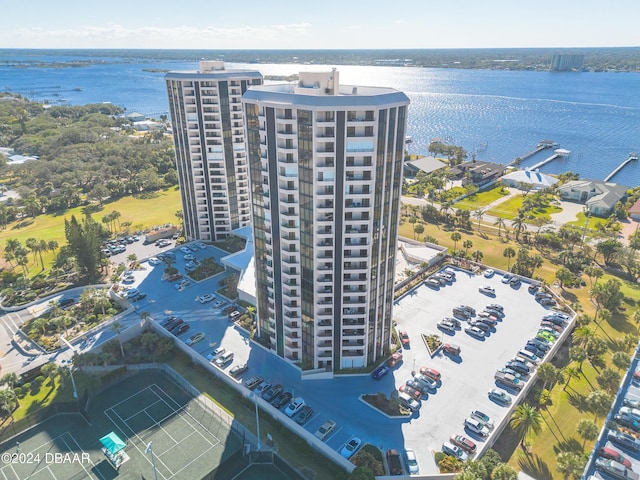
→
(0, 371, 243, 479)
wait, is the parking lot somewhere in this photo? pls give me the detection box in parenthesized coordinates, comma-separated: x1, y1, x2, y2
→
(115, 252, 572, 476)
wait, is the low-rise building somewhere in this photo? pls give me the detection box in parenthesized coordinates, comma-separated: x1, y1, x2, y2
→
(557, 180, 627, 217)
(449, 160, 507, 187)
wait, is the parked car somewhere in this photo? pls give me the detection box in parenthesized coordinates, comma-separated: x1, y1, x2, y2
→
(465, 326, 485, 339)
(437, 319, 456, 333)
(414, 373, 437, 391)
(442, 441, 468, 461)
(450, 434, 477, 454)
(314, 420, 336, 441)
(399, 330, 410, 346)
(464, 417, 490, 437)
(148, 257, 162, 265)
(397, 392, 421, 412)
(262, 384, 283, 402)
(443, 344, 461, 356)
(405, 378, 430, 395)
(198, 293, 215, 304)
(229, 363, 248, 378)
(162, 316, 178, 327)
(483, 269, 495, 278)
(419, 367, 441, 382)
(608, 429, 640, 452)
(270, 391, 293, 409)
(255, 381, 271, 396)
(284, 397, 305, 417)
(487, 303, 504, 312)
(185, 332, 205, 346)
(179, 246, 191, 254)
(479, 285, 495, 296)
(131, 292, 147, 302)
(599, 446, 633, 468)
(425, 278, 440, 289)
(195, 242, 207, 250)
(168, 318, 184, 332)
(624, 398, 640, 409)
(506, 360, 531, 376)
(404, 448, 419, 474)
(243, 376, 263, 390)
(488, 388, 512, 405)
(509, 275, 521, 286)
(173, 323, 190, 336)
(595, 457, 639, 480)
(399, 384, 422, 401)
(470, 320, 491, 333)
(502, 273, 512, 283)
(528, 283, 539, 293)
(206, 347, 225, 362)
(386, 449, 403, 476)
(214, 351, 234, 367)
(470, 410, 495, 430)
(372, 364, 390, 380)
(294, 405, 314, 425)
(341, 437, 362, 459)
(386, 352, 403, 367)
(183, 253, 195, 261)
(168, 273, 183, 282)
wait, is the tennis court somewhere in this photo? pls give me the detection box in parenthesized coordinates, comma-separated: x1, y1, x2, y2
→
(0, 370, 243, 480)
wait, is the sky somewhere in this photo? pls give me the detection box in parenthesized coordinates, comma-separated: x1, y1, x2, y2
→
(1, 0, 639, 50)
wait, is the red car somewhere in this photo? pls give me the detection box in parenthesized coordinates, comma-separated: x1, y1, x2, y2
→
(443, 343, 461, 356)
(634, 370, 640, 382)
(419, 367, 442, 382)
(599, 446, 632, 468)
(450, 434, 477, 454)
(399, 330, 410, 346)
(398, 384, 421, 401)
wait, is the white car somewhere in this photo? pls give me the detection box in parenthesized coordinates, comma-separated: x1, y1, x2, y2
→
(341, 437, 362, 459)
(284, 397, 305, 417)
(206, 347, 225, 362)
(442, 441, 469, 461)
(484, 269, 495, 278)
(479, 285, 495, 295)
(179, 246, 191, 254)
(464, 417, 490, 437)
(186, 332, 205, 346)
(184, 253, 195, 261)
(314, 420, 336, 441)
(198, 294, 215, 304)
(195, 242, 207, 250)
(148, 257, 162, 265)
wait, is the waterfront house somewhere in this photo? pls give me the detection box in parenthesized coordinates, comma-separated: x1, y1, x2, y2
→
(501, 169, 558, 190)
(629, 199, 640, 221)
(449, 160, 507, 188)
(557, 180, 627, 217)
(403, 156, 447, 178)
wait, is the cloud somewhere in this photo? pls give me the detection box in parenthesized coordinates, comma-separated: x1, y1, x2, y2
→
(1, 23, 314, 48)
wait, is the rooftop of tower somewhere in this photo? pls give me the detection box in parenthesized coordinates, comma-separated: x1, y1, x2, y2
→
(164, 60, 263, 80)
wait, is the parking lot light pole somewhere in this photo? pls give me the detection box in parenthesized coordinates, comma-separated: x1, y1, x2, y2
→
(250, 392, 261, 450)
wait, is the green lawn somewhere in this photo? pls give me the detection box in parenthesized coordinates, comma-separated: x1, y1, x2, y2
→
(0, 187, 182, 272)
(486, 195, 525, 220)
(455, 186, 510, 210)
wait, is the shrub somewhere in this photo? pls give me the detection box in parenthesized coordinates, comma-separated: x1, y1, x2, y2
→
(34, 375, 45, 385)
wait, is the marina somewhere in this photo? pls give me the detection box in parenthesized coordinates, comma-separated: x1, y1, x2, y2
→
(603, 153, 639, 182)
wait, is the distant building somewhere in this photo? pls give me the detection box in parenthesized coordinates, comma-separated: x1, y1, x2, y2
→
(550, 53, 585, 71)
(629, 198, 640, 221)
(558, 180, 627, 217)
(126, 112, 146, 122)
(165, 61, 263, 241)
(449, 160, 507, 187)
(404, 156, 447, 177)
(501, 169, 558, 190)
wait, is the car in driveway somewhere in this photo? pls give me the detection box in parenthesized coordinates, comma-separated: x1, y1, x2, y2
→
(229, 363, 248, 378)
(483, 269, 495, 278)
(294, 405, 314, 425)
(465, 326, 485, 339)
(314, 420, 336, 441)
(341, 437, 362, 459)
(488, 388, 512, 405)
(243, 376, 263, 390)
(284, 397, 305, 417)
(595, 458, 639, 480)
(442, 441, 468, 461)
(599, 446, 633, 468)
(270, 391, 293, 409)
(372, 364, 390, 380)
(404, 448, 419, 474)
(450, 434, 477, 454)
(464, 417, 490, 437)
(185, 332, 205, 346)
(608, 430, 640, 452)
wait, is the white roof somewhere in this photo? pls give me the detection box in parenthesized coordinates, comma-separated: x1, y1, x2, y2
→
(502, 169, 558, 187)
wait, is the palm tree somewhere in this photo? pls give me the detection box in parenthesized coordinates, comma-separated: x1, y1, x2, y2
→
(572, 326, 594, 349)
(612, 351, 631, 371)
(473, 209, 484, 232)
(503, 247, 516, 270)
(462, 240, 473, 256)
(537, 363, 561, 391)
(110, 322, 125, 357)
(450, 232, 462, 254)
(494, 217, 507, 237)
(41, 362, 59, 388)
(569, 346, 587, 372)
(586, 390, 612, 421)
(472, 250, 483, 262)
(556, 451, 586, 480)
(510, 403, 542, 449)
(576, 418, 599, 449)
(511, 215, 527, 241)
(563, 366, 581, 391)
(1, 372, 20, 406)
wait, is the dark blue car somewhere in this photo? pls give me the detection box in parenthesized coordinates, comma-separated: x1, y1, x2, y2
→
(372, 365, 390, 380)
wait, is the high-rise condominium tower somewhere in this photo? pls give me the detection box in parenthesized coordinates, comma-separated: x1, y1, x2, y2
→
(166, 61, 263, 241)
(242, 70, 409, 372)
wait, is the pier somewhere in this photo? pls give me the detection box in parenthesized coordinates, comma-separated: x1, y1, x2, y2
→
(603, 153, 639, 182)
(529, 149, 570, 171)
(507, 140, 555, 167)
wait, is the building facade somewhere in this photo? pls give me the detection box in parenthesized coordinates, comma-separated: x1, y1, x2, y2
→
(242, 71, 409, 372)
(166, 62, 263, 241)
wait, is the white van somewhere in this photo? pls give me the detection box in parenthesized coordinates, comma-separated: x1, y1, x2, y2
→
(214, 351, 234, 367)
(517, 349, 539, 365)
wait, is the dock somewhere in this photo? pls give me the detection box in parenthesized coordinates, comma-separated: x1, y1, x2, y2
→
(507, 141, 555, 167)
(604, 153, 639, 182)
(529, 154, 561, 171)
